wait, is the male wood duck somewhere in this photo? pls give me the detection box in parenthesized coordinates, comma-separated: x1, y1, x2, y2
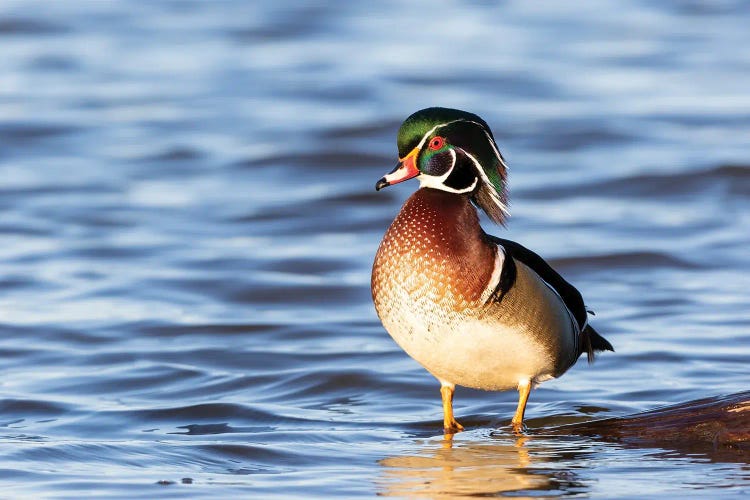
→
(371, 107, 613, 433)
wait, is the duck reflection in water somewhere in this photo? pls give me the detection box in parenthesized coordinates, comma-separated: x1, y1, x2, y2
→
(377, 431, 589, 498)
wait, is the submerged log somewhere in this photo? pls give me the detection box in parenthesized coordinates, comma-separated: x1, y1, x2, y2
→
(547, 391, 750, 452)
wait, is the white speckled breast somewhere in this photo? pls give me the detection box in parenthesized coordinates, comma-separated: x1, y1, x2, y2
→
(372, 188, 578, 391)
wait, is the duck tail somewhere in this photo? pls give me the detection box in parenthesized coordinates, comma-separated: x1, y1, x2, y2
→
(581, 324, 614, 364)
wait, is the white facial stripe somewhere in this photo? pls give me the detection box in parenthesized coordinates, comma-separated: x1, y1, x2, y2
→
(448, 147, 457, 171)
(418, 148, 478, 194)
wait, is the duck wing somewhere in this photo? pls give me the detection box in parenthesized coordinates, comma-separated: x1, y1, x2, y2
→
(485, 234, 614, 361)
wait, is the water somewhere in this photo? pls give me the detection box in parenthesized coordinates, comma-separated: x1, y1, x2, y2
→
(1, 0, 749, 497)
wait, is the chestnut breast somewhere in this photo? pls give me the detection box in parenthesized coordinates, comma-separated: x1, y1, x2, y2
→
(371, 188, 496, 316)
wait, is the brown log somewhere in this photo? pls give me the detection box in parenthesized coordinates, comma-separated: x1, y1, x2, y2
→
(546, 391, 750, 454)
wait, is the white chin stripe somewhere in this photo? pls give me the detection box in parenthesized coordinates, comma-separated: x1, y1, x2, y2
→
(419, 175, 477, 194)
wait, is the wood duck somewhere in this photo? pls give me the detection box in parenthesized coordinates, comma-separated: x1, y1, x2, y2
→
(371, 107, 613, 433)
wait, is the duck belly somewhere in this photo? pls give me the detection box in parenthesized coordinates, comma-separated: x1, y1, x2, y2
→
(380, 311, 563, 391)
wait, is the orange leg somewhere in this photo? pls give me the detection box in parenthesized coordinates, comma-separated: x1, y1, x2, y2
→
(440, 383, 464, 433)
(511, 379, 532, 432)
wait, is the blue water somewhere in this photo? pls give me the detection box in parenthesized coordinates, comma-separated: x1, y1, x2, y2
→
(1, 0, 749, 497)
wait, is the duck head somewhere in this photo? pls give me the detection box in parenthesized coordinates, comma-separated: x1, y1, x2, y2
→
(376, 107, 509, 224)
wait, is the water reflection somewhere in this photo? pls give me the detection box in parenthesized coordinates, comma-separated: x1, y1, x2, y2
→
(378, 431, 589, 498)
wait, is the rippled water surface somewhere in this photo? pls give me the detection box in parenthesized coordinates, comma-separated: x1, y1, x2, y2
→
(1, 0, 749, 497)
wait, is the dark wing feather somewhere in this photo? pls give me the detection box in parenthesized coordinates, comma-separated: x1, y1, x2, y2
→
(485, 235, 588, 329)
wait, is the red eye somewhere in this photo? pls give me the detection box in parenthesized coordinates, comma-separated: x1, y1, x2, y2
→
(428, 136, 445, 150)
